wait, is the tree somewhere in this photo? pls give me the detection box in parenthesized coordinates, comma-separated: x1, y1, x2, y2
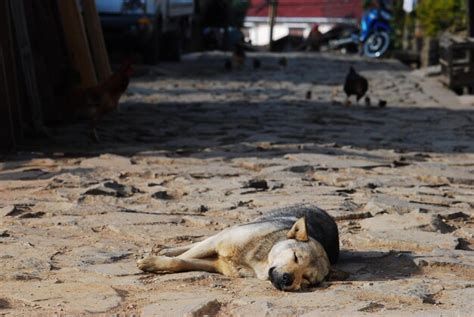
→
(417, 0, 466, 36)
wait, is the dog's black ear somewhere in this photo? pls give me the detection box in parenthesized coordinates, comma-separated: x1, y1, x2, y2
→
(287, 217, 309, 242)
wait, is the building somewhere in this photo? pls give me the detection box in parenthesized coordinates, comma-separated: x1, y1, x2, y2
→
(245, 0, 363, 46)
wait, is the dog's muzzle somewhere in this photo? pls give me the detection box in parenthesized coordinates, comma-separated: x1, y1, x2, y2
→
(268, 267, 294, 290)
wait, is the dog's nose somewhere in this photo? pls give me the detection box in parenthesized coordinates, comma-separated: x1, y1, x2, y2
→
(281, 273, 293, 287)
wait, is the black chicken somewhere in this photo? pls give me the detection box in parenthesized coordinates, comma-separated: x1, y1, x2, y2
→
(253, 58, 261, 70)
(224, 59, 233, 71)
(278, 56, 288, 68)
(344, 66, 368, 106)
(232, 44, 246, 68)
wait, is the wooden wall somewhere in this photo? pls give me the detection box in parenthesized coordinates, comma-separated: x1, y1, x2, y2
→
(0, 0, 22, 149)
(0, 0, 110, 150)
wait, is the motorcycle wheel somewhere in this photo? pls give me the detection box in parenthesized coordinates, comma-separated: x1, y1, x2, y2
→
(363, 31, 390, 58)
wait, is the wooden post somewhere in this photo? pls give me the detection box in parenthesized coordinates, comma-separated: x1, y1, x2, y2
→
(57, 0, 97, 87)
(81, 0, 111, 81)
(10, 0, 46, 135)
(0, 0, 23, 148)
(0, 46, 16, 149)
(468, 0, 474, 37)
(268, 0, 278, 51)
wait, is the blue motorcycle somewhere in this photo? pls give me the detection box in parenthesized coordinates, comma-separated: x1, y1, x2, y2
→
(329, 7, 392, 58)
(360, 7, 392, 58)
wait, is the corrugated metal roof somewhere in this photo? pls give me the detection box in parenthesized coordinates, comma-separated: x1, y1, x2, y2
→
(247, 0, 362, 20)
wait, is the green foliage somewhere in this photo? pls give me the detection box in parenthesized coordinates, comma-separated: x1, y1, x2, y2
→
(417, 0, 466, 36)
(391, 0, 408, 50)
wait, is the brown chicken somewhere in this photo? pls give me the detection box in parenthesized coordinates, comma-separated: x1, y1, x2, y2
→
(344, 66, 368, 106)
(232, 43, 246, 68)
(67, 61, 133, 141)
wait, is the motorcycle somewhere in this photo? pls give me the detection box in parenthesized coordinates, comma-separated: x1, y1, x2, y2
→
(329, 7, 392, 58)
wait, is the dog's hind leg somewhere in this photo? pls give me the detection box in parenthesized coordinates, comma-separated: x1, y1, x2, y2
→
(158, 242, 200, 257)
(177, 235, 221, 260)
(138, 256, 218, 274)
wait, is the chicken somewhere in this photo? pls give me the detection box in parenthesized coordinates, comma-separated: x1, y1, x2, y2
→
(67, 61, 133, 141)
(364, 96, 371, 107)
(224, 59, 233, 71)
(378, 99, 387, 108)
(232, 43, 246, 68)
(343, 66, 368, 106)
(253, 58, 261, 70)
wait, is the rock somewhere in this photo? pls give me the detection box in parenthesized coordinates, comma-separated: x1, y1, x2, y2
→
(419, 215, 455, 234)
(142, 297, 221, 317)
(363, 194, 440, 215)
(33, 202, 75, 214)
(441, 212, 470, 221)
(182, 216, 213, 227)
(237, 161, 264, 172)
(230, 300, 297, 317)
(72, 247, 133, 267)
(153, 272, 216, 284)
(357, 280, 444, 305)
(0, 298, 10, 309)
(0, 281, 121, 313)
(271, 182, 285, 190)
(441, 286, 474, 315)
(9, 272, 42, 281)
(80, 154, 132, 169)
(0, 206, 17, 217)
(151, 191, 173, 200)
(151, 189, 184, 200)
(358, 302, 385, 312)
(184, 299, 221, 317)
(354, 213, 460, 251)
(0, 205, 31, 217)
(359, 211, 455, 234)
(0, 229, 10, 237)
(83, 181, 140, 198)
(242, 179, 269, 191)
(286, 165, 314, 174)
(84, 262, 142, 277)
(18, 212, 45, 219)
(0, 168, 58, 181)
(359, 211, 433, 231)
(408, 249, 474, 274)
(353, 229, 459, 252)
(197, 205, 209, 213)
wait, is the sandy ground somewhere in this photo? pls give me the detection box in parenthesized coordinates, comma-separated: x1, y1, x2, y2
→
(1, 52, 474, 316)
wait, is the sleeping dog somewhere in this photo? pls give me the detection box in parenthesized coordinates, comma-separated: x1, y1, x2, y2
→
(138, 204, 339, 291)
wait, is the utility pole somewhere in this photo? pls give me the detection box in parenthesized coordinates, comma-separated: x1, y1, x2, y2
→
(268, 0, 278, 51)
(468, 0, 474, 37)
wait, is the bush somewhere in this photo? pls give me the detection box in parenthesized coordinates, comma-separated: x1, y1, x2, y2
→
(417, 0, 466, 36)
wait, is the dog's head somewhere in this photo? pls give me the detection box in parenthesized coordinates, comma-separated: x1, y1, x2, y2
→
(267, 217, 330, 291)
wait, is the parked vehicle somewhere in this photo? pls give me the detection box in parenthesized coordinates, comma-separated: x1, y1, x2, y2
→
(96, 0, 195, 63)
(360, 7, 392, 58)
(329, 6, 392, 58)
(245, 0, 361, 47)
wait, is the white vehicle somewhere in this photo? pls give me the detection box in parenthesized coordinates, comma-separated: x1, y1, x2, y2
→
(96, 0, 194, 63)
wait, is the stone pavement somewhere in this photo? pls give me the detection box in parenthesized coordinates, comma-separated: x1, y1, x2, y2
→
(0, 52, 473, 316)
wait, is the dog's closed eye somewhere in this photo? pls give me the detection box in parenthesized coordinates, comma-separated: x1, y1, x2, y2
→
(293, 252, 298, 263)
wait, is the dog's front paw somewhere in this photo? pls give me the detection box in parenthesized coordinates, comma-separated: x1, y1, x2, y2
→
(137, 256, 157, 272)
(137, 256, 173, 272)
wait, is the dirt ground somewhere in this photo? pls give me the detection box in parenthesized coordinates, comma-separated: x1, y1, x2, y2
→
(1, 52, 474, 316)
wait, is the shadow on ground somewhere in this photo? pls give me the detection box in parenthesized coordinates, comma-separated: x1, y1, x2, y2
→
(2, 53, 473, 162)
(333, 250, 420, 282)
